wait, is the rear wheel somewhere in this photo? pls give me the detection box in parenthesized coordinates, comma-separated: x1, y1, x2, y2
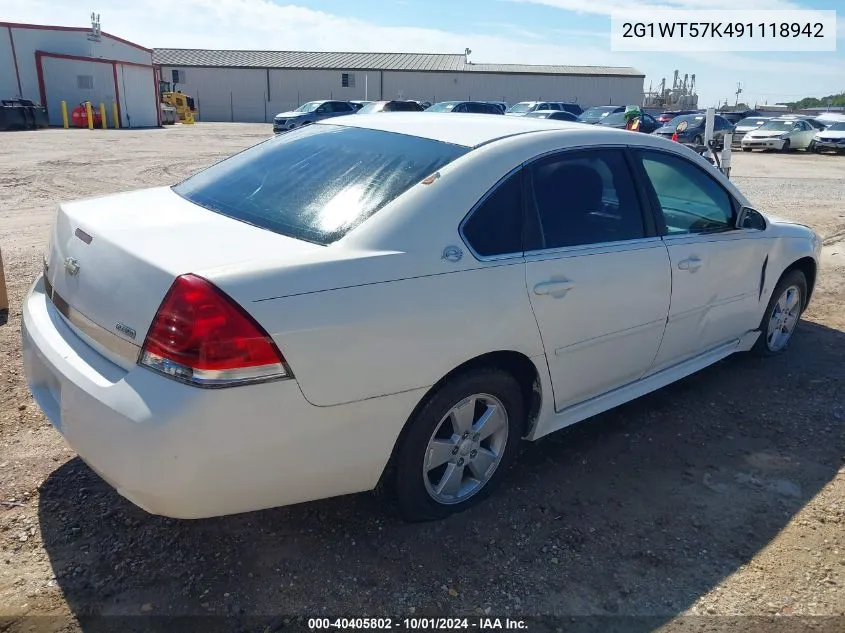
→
(391, 368, 523, 521)
(742, 147, 753, 152)
(751, 270, 807, 356)
(693, 134, 703, 145)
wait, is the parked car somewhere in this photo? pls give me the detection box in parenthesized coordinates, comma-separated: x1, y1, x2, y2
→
(809, 121, 845, 153)
(653, 113, 734, 148)
(273, 100, 356, 133)
(717, 110, 762, 125)
(349, 101, 372, 111)
(523, 110, 580, 122)
(554, 103, 583, 116)
(357, 100, 424, 113)
(412, 100, 432, 110)
(741, 118, 818, 152)
(731, 117, 771, 145)
(778, 115, 826, 130)
(577, 105, 626, 124)
(22, 114, 820, 522)
(425, 101, 504, 114)
(654, 110, 700, 125)
(506, 101, 567, 116)
(486, 101, 509, 113)
(597, 111, 660, 133)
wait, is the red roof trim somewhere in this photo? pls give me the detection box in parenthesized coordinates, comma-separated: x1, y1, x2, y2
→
(0, 21, 152, 54)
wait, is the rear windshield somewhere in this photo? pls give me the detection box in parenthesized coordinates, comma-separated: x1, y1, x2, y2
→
(173, 124, 468, 245)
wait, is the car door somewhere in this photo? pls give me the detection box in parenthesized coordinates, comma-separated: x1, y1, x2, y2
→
(793, 120, 815, 148)
(634, 149, 772, 374)
(327, 101, 354, 119)
(523, 148, 672, 411)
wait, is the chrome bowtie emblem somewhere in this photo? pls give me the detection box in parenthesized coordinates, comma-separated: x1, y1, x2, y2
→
(64, 257, 80, 276)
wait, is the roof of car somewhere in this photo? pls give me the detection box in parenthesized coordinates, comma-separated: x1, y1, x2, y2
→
(314, 112, 609, 147)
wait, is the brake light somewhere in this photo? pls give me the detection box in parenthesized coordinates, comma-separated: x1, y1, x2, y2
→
(139, 274, 289, 387)
(671, 131, 679, 142)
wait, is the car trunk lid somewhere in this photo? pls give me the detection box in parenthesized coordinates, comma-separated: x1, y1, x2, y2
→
(44, 186, 318, 368)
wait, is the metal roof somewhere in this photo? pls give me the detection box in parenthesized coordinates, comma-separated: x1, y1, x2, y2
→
(152, 49, 643, 77)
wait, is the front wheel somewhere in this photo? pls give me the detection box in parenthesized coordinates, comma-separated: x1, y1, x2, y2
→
(742, 147, 753, 152)
(391, 368, 524, 521)
(751, 270, 807, 356)
(780, 139, 791, 153)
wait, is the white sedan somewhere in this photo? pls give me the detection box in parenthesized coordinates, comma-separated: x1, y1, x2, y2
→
(741, 118, 818, 152)
(22, 114, 821, 521)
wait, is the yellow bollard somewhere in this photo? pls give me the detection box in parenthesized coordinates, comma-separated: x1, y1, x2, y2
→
(112, 102, 120, 129)
(85, 101, 93, 130)
(61, 101, 69, 129)
(0, 248, 8, 313)
(99, 103, 107, 129)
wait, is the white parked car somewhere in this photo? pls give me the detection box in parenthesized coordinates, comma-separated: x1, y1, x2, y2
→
(810, 121, 845, 153)
(741, 118, 818, 152)
(22, 114, 821, 521)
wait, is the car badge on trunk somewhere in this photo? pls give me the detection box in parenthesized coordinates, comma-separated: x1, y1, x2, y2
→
(64, 257, 80, 276)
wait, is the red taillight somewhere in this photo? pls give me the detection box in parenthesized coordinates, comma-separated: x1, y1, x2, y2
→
(671, 131, 679, 142)
(139, 274, 289, 387)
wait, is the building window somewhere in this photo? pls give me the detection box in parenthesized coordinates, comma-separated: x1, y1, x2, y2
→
(341, 72, 356, 88)
(171, 69, 186, 84)
(77, 75, 94, 90)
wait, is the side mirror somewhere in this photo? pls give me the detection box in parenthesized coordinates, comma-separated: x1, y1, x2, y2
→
(737, 206, 767, 231)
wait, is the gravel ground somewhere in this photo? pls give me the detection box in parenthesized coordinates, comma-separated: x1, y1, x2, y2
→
(0, 124, 844, 633)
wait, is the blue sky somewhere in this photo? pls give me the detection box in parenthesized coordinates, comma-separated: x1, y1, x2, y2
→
(4, 0, 843, 106)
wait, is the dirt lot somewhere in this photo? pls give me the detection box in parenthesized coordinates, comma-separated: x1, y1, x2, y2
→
(0, 124, 844, 632)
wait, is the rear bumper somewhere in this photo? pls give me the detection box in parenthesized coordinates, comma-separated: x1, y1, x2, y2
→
(22, 277, 423, 518)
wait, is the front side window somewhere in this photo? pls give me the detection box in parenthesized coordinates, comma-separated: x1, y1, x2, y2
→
(638, 150, 735, 235)
(462, 171, 524, 257)
(527, 149, 646, 250)
(174, 125, 468, 245)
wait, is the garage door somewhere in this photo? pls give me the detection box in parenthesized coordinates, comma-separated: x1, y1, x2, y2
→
(41, 57, 116, 127)
(117, 64, 158, 128)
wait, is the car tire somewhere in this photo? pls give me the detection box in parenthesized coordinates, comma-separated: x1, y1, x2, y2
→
(693, 135, 703, 145)
(780, 139, 791, 153)
(742, 147, 753, 152)
(391, 367, 524, 522)
(751, 269, 807, 357)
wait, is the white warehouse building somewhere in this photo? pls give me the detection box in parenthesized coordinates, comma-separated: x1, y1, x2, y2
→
(0, 21, 159, 127)
(153, 49, 645, 123)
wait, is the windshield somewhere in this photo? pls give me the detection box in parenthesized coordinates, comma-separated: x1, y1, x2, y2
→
(579, 106, 616, 120)
(173, 125, 469, 245)
(357, 102, 383, 114)
(295, 101, 322, 113)
(598, 112, 626, 126)
(736, 117, 768, 127)
(506, 103, 534, 114)
(662, 114, 704, 130)
(760, 120, 798, 131)
(426, 102, 459, 112)
(825, 122, 845, 131)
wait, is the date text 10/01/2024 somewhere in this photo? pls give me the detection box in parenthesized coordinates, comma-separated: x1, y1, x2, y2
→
(307, 618, 528, 630)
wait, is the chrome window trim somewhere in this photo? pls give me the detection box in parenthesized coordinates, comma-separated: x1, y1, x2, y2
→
(524, 236, 665, 261)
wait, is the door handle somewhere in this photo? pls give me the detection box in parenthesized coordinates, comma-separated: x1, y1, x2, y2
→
(533, 280, 575, 296)
(678, 257, 702, 272)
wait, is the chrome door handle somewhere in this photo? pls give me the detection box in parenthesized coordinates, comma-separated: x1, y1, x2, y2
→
(678, 257, 702, 272)
(533, 280, 575, 296)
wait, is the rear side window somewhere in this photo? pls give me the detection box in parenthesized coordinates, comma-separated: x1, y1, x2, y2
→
(174, 125, 468, 245)
(527, 150, 645, 249)
(462, 171, 523, 257)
